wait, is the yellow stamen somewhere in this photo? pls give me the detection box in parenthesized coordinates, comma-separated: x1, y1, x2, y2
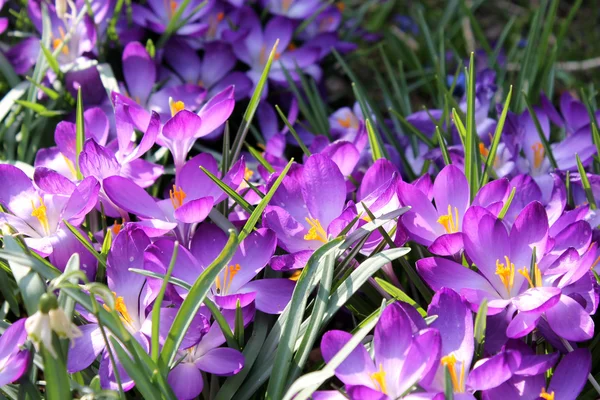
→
(62, 154, 77, 178)
(335, 2, 345, 12)
(52, 27, 69, 55)
(440, 354, 465, 393)
(31, 196, 50, 235)
(518, 262, 543, 288)
(112, 221, 122, 235)
(437, 204, 460, 234)
(539, 388, 554, 400)
(495, 256, 516, 294)
(361, 213, 372, 223)
(370, 364, 387, 394)
(287, 43, 297, 51)
(289, 270, 302, 281)
(169, 0, 177, 15)
(104, 292, 134, 326)
(244, 167, 254, 181)
(337, 115, 353, 129)
(531, 142, 545, 169)
(169, 185, 186, 209)
(304, 217, 328, 243)
(170, 100, 185, 116)
(215, 264, 241, 295)
(216, 11, 225, 21)
(478, 142, 490, 158)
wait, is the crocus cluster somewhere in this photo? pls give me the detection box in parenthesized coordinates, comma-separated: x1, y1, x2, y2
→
(0, 3, 599, 400)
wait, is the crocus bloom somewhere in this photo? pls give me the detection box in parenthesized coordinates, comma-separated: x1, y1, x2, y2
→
(171, 224, 295, 314)
(263, 154, 356, 270)
(482, 348, 591, 400)
(26, 293, 82, 358)
(168, 309, 247, 400)
(0, 165, 99, 277)
(320, 301, 441, 399)
(417, 202, 559, 320)
(399, 164, 508, 256)
(131, 0, 214, 37)
(262, 0, 322, 19)
(0, 319, 30, 387)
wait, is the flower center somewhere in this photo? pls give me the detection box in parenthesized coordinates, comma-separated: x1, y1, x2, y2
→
(437, 204, 460, 234)
(105, 293, 134, 327)
(518, 262, 543, 289)
(304, 217, 328, 243)
(52, 27, 69, 55)
(215, 264, 241, 295)
(495, 255, 517, 294)
(31, 196, 50, 235)
(259, 45, 281, 66)
(370, 364, 387, 394)
(441, 353, 465, 393)
(111, 220, 123, 235)
(335, 2, 345, 12)
(539, 387, 554, 400)
(531, 142, 545, 169)
(170, 100, 185, 117)
(169, 185, 186, 209)
(244, 167, 254, 181)
(169, 0, 177, 15)
(62, 154, 77, 178)
(337, 114, 354, 129)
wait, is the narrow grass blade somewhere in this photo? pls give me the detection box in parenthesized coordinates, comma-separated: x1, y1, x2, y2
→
(521, 91, 557, 168)
(481, 86, 512, 186)
(498, 187, 516, 220)
(436, 126, 451, 165)
(474, 298, 488, 358)
(110, 338, 162, 400)
(246, 144, 275, 174)
(577, 154, 596, 210)
(275, 105, 311, 157)
(42, 338, 71, 400)
(75, 88, 85, 180)
(230, 40, 279, 163)
(63, 221, 106, 269)
(239, 158, 293, 241)
(160, 230, 238, 368)
(199, 166, 254, 214)
(374, 277, 426, 316)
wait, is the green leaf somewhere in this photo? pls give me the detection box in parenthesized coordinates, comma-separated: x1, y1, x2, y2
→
(110, 338, 162, 400)
(576, 154, 596, 210)
(465, 52, 479, 199)
(205, 298, 238, 350)
(42, 336, 71, 400)
(474, 298, 488, 358)
(282, 302, 384, 400)
(275, 105, 311, 157)
(230, 40, 279, 163)
(375, 278, 426, 316)
(40, 45, 61, 77)
(365, 119, 384, 161)
(75, 88, 85, 180)
(152, 241, 179, 361)
(2, 235, 46, 315)
(57, 254, 79, 319)
(498, 187, 516, 220)
(25, 76, 60, 100)
(481, 86, 513, 186)
(0, 267, 19, 316)
(63, 221, 107, 269)
(160, 230, 238, 368)
(239, 158, 293, 241)
(444, 366, 455, 400)
(266, 239, 343, 400)
(246, 144, 275, 174)
(234, 299, 244, 348)
(436, 126, 451, 165)
(199, 166, 254, 214)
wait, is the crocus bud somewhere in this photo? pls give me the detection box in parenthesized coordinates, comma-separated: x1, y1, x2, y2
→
(25, 293, 82, 358)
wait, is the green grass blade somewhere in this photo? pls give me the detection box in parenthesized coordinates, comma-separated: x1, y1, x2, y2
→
(481, 86, 512, 185)
(473, 299, 488, 358)
(498, 187, 516, 220)
(151, 241, 179, 362)
(75, 88, 85, 180)
(577, 154, 597, 210)
(160, 230, 238, 368)
(465, 52, 479, 199)
(63, 221, 106, 269)
(375, 277, 426, 316)
(521, 91, 558, 168)
(110, 338, 162, 400)
(436, 126, 451, 165)
(246, 144, 275, 174)
(239, 158, 293, 241)
(275, 105, 311, 157)
(230, 40, 279, 163)
(199, 166, 254, 214)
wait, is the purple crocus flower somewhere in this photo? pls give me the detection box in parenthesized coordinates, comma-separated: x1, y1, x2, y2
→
(262, 0, 322, 19)
(482, 348, 591, 400)
(0, 165, 99, 277)
(263, 154, 356, 270)
(416, 201, 556, 317)
(164, 40, 252, 100)
(131, 0, 214, 37)
(0, 319, 30, 387)
(115, 41, 206, 123)
(35, 107, 110, 181)
(233, 11, 320, 93)
(398, 164, 509, 256)
(422, 289, 558, 398)
(320, 302, 441, 399)
(170, 224, 295, 314)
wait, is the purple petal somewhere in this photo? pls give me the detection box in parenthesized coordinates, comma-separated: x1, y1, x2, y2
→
(167, 362, 204, 400)
(174, 197, 213, 224)
(104, 176, 165, 219)
(397, 328, 441, 396)
(0, 319, 27, 359)
(467, 351, 521, 391)
(428, 232, 464, 256)
(320, 330, 376, 388)
(433, 164, 470, 223)
(122, 41, 156, 105)
(512, 287, 561, 312)
(508, 201, 549, 267)
(548, 349, 591, 400)
(302, 154, 346, 228)
(195, 347, 244, 375)
(240, 278, 295, 314)
(34, 167, 75, 195)
(67, 324, 104, 372)
(506, 310, 542, 338)
(545, 295, 594, 341)
(197, 86, 235, 136)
